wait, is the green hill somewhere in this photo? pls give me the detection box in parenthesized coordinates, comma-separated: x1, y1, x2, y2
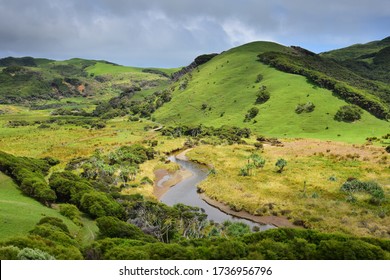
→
(321, 37, 390, 83)
(0, 172, 78, 240)
(0, 57, 173, 104)
(153, 41, 390, 143)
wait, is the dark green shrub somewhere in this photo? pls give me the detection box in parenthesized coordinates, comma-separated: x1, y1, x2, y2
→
(244, 107, 259, 122)
(334, 105, 362, 122)
(96, 216, 154, 241)
(80, 192, 125, 219)
(37, 217, 70, 234)
(275, 158, 287, 173)
(0, 246, 21, 260)
(255, 89, 270, 104)
(255, 74, 263, 83)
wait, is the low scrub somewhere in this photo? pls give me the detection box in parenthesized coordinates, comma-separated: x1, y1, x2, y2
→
(334, 105, 362, 122)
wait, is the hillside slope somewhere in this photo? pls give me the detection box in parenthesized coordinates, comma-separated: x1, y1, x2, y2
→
(321, 37, 390, 83)
(153, 41, 390, 143)
(0, 57, 172, 104)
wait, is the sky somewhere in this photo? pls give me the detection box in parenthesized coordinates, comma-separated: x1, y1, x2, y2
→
(0, 0, 389, 67)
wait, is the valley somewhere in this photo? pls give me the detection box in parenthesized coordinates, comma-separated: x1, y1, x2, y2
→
(0, 38, 389, 260)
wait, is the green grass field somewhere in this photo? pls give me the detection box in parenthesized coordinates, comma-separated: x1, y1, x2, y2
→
(154, 42, 390, 143)
(0, 172, 79, 240)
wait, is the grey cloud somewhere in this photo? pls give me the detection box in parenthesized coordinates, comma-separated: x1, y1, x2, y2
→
(0, 0, 388, 66)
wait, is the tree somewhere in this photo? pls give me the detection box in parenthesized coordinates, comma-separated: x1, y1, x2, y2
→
(275, 158, 287, 173)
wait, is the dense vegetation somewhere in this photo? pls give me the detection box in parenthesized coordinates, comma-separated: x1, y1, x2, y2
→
(321, 36, 390, 84)
(1, 214, 389, 260)
(258, 49, 390, 120)
(0, 151, 57, 205)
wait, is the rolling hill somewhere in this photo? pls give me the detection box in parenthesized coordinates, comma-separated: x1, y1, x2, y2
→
(153, 41, 390, 143)
(0, 57, 172, 104)
(321, 36, 390, 84)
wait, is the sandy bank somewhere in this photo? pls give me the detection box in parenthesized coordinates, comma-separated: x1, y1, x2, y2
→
(153, 168, 193, 199)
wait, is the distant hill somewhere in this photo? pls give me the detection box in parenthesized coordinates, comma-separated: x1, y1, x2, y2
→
(153, 41, 390, 142)
(0, 57, 173, 104)
(321, 37, 390, 84)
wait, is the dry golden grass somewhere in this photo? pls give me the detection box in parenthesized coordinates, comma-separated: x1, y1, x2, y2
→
(186, 140, 390, 238)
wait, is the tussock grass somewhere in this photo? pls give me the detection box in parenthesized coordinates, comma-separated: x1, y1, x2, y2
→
(186, 142, 390, 238)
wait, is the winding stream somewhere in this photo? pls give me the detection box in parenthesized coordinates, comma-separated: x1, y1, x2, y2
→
(159, 155, 275, 231)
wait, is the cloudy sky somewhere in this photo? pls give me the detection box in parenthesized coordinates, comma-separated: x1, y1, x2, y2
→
(0, 0, 389, 67)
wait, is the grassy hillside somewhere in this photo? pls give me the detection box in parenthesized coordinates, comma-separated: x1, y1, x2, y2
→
(0, 172, 79, 240)
(321, 37, 390, 83)
(321, 37, 390, 61)
(0, 57, 174, 105)
(153, 41, 390, 143)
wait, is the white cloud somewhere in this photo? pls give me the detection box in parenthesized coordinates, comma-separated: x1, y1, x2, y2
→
(222, 19, 275, 46)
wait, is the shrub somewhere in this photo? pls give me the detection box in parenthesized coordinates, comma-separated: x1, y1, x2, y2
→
(0, 246, 21, 260)
(80, 192, 125, 219)
(295, 102, 315, 114)
(59, 204, 82, 225)
(37, 217, 70, 233)
(334, 105, 362, 122)
(340, 179, 385, 204)
(255, 89, 270, 104)
(255, 74, 264, 83)
(275, 158, 287, 173)
(385, 146, 390, 153)
(17, 247, 55, 260)
(244, 107, 259, 122)
(96, 216, 153, 241)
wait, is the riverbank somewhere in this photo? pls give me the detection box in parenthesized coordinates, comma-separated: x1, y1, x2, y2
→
(154, 148, 296, 228)
(200, 193, 295, 227)
(153, 168, 193, 199)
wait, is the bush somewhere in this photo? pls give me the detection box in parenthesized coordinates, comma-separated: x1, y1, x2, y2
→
(255, 74, 264, 83)
(96, 216, 154, 241)
(244, 107, 259, 122)
(0, 246, 21, 260)
(275, 158, 287, 173)
(334, 105, 362, 122)
(37, 217, 70, 234)
(17, 247, 55, 260)
(340, 179, 385, 204)
(255, 88, 270, 104)
(80, 192, 125, 219)
(59, 204, 82, 225)
(295, 102, 315, 114)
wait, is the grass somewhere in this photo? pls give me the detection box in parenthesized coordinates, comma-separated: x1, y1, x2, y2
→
(0, 172, 79, 240)
(153, 41, 390, 143)
(0, 107, 159, 163)
(86, 62, 144, 75)
(186, 141, 390, 238)
(85, 61, 179, 76)
(320, 38, 388, 61)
